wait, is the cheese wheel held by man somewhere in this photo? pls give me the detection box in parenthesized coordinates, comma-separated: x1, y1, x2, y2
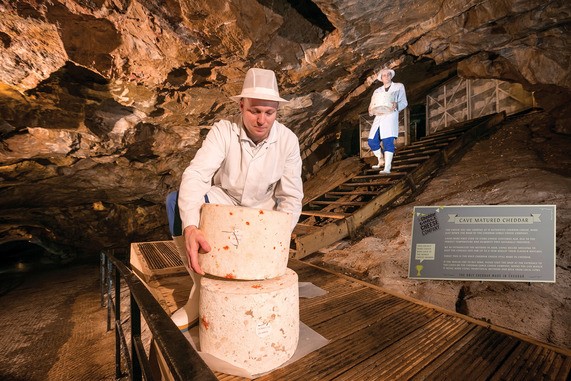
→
(198, 204, 292, 280)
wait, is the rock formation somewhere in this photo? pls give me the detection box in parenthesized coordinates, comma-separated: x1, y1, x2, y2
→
(0, 1, 569, 259)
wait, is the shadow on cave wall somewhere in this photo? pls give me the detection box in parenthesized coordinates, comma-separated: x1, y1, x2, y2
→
(256, 0, 335, 44)
(0, 61, 169, 264)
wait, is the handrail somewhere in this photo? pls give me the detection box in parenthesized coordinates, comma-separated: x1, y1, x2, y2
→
(100, 250, 217, 381)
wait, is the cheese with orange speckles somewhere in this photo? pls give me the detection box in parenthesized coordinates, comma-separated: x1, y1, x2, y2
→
(198, 204, 292, 280)
(199, 268, 299, 375)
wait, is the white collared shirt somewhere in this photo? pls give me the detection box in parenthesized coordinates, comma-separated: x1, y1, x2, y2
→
(178, 115, 304, 232)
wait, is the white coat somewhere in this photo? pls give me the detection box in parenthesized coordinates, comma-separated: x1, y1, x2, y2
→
(177, 116, 303, 232)
(368, 82, 408, 139)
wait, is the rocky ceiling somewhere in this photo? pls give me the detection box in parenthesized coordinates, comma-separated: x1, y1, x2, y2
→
(0, 0, 569, 259)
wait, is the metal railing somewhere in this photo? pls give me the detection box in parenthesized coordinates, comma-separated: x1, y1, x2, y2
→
(100, 250, 217, 381)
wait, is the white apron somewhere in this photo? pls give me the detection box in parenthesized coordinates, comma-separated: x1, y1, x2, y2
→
(368, 82, 407, 140)
(369, 111, 399, 139)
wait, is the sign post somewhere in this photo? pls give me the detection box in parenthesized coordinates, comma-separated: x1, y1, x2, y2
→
(409, 205, 556, 282)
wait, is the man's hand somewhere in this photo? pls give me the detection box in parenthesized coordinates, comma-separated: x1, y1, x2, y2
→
(183, 225, 211, 275)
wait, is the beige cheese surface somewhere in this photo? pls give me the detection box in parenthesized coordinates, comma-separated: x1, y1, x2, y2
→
(199, 268, 299, 375)
(370, 90, 395, 114)
(198, 204, 291, 280)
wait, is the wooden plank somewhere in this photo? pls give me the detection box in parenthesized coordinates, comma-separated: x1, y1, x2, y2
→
(300, 210, 348, 219)
(395, 148, 440, 158)
(407, 135, 457, 147)
(303, 157, 365, 204)
(325, 190, 381, 196)
(400, 140, 451, 150)
(335, 315, 474, 380)
(343, 179, 398, 187)
(266, 304, 441, 381)
(348, 181, 410, 228)
(409, 325, 510, 379)
(293, 218, 350, 259)
(390, 163, 420, 170)
(460, 330, 520, 380)
(408, 324, 489, 378)
(316, 305, 441, 380)
(309, 200, 367, 206)
(490, 342, 571, 381)
(393, 155, 430, 164)
(294, 180, 410, 259)
(355, 171, 403, 179)
(291, 224, 320, 236)
(301, 289, 398, 330)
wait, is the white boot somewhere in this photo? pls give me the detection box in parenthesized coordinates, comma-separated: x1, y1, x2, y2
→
(380, 151, 394, 174)
(171, 235, 201, 332)
(371, 149, 384, 169)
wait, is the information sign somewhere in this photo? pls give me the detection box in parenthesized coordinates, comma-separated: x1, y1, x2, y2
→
(409, 205, 556, 282)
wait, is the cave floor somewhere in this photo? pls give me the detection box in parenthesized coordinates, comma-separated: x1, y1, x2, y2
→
(0, 262, 117, 381)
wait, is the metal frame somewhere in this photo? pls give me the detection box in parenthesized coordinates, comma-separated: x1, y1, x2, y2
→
(100, 251, 217, 381)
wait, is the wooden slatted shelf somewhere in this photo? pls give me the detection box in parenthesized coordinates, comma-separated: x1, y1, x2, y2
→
(130, 242, 570, 380)
(221, 259, 570, 380)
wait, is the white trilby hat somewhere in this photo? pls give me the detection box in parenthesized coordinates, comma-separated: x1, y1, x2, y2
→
(230, 68, 289, 105)
(377, 68, 395, 80)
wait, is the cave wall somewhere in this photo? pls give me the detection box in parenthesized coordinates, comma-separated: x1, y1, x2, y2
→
(0, 0, 569, 257)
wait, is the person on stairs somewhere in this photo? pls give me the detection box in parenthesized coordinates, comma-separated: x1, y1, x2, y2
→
(166, 68, 304, 332)
(367, 67, 408, 173)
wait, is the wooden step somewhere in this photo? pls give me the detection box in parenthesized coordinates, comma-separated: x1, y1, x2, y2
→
(309, 200, 368, 207)
(300, 210, 348, 219)
(325, 191, 381, 196)
(394, 155, 430, 163)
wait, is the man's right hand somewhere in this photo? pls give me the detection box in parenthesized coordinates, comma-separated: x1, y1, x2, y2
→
(183, 225, 211, 275)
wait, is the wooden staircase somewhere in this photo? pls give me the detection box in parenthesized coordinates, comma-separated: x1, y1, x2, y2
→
(292, 112, 507, 259)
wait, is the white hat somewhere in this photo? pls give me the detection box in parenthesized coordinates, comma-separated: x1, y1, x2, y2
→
(230, 68, 289, 105)
(377, 68, 395, 80)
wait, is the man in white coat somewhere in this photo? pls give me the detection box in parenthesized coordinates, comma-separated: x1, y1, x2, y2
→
(166, 68, 304, 331)
(367, 68, 408, 173)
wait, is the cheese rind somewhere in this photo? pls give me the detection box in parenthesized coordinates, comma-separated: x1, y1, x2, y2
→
(199, 268, 299, 375)
(198, 204, 292, 280)
(370, 90, 396, 114)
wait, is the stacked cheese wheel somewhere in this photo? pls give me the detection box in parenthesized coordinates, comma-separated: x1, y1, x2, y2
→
(198, 204, 299, 375)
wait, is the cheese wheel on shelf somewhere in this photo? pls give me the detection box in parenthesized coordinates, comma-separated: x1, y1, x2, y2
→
(199, 268, 299, 375)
